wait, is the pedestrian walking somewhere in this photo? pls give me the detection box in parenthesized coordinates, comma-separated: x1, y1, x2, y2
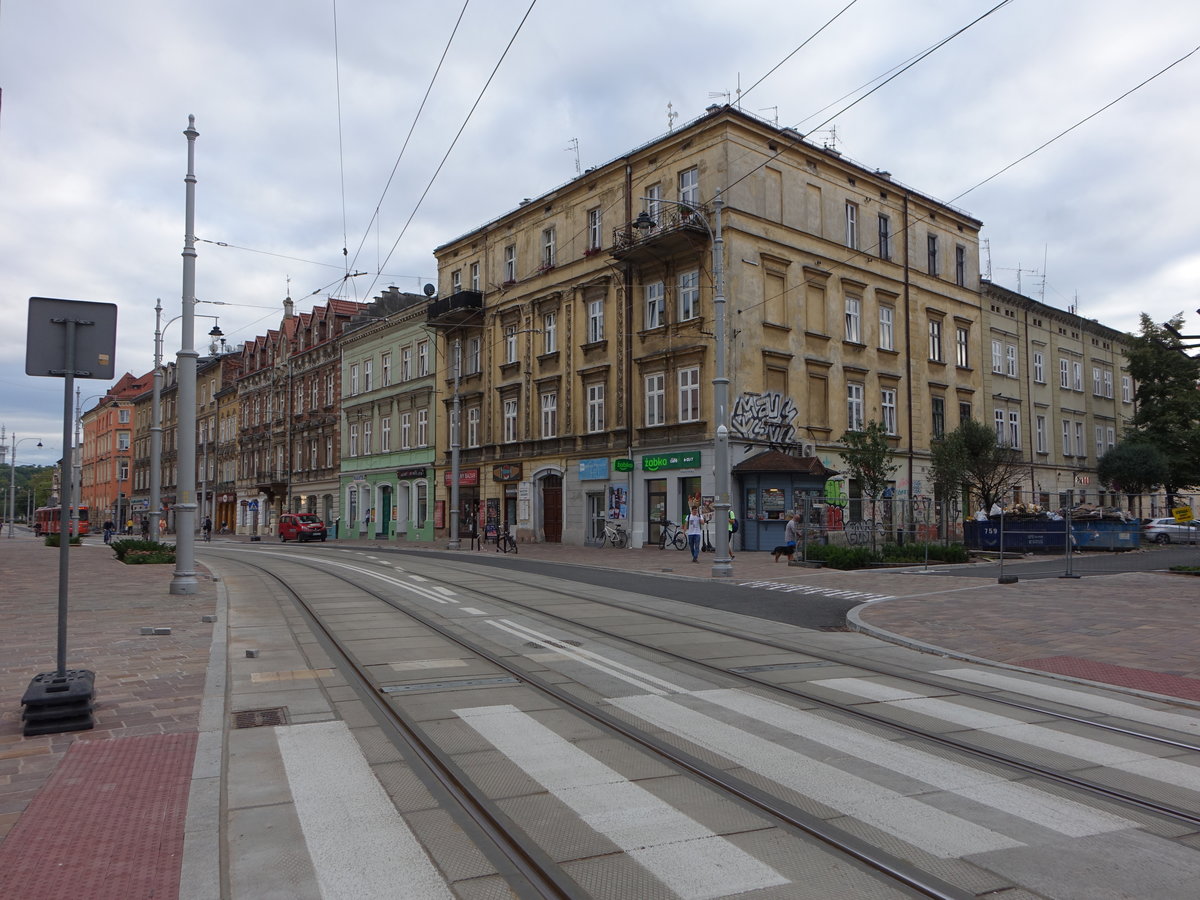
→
(685, 505, 705, 562)
(140, 517, 150, 540)
(102, 519, 115, 544)
(774, 512, 803, 562)
(202, 516, 213, 542)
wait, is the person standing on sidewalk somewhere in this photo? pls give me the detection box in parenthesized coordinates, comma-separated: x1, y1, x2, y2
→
(102, 519, 115, 544)
(685, 506, 705, 563)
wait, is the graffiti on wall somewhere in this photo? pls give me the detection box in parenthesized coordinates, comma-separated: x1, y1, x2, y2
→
(731, 391, 802, 451)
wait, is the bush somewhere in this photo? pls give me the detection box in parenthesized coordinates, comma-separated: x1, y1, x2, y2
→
(797, 540, 969, 569)
(880, 542, 968, 564)
(44, 534, 82, 547)
(122, 548, 176, 565)
(110, 538, 173, 561)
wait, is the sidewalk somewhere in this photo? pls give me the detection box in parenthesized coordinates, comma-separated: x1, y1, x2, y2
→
(1, 530, 1198, 897)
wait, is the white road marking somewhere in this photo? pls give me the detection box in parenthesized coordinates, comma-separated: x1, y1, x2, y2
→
(817, 677, 1200, 793)
(936, 667, 1200, 737)
(610, 693, 1023, 858)
(455, 704, 787, 899)
(697, 688, 1133, 837)
(460, 607, 488, 615)
(275, 720, 454, 900)
(390, 658, 469, 671)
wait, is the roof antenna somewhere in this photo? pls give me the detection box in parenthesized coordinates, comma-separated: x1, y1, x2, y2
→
(667, 102, 678, 132)
(566, 137, 580, 175)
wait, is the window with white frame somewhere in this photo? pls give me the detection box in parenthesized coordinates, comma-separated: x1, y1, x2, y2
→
(504, 244, 516, 282)
(955, 244, 966, 286)
(679, 367, 701, 422)
(381, 416, 391, 452)
(466, 407, 479, 447)
(678, 270, 700, 321)
(470, 262, 480, 291)
(929, 318, 944, 361)
(311, 377, 320, 409)
(927, 233, 939, 275)
(542, 311, 557, 354)
(587, 298, 604, 342)
(877, 213, 891, 261)
(349, 423, 359, 457)
(586, 383, 605, 433)
(847, 382, 865, 431)
(1103, 370, 1113, 398)
(311, 439, 319, 469)
(645, 373, 665, 426)
(881, 388, 897, 434)
(1006, 344, 1018, 377)
(363, 359, 373, 392)
(467, 337, 481, 374)
(1072, 361, 1083, 392)
(931, 396, 946, 438)
(1095, 426, 1105, 458)
(417, 409, 428, 446)
(645, 281, 664, 329)
(417, 340, 429, 375)
(1062, 419, 1072, 456)
(541, 391, 557, 438)
(955, 326, 969, 367)
(363, 421, 372, 455)
(845, 201, 858, 250)
(326, 436, 333, 466)
(451, 269, 462, 293)
(994, 408, 1006, 444)
(119, 408, 131, 424)
(991, 340, 1003, 373)
(118, 431, 130, 451)
(1035, 415, 1047, 453)
(503, 398, 518, 443)
(326, 373, 335, 405)
(350, 364, 360, 396)
(541, 227, 556, 269)
(1121, 374, 1132, 402)
(1074, 421, 1085, 457)
(844, 296, 861, 343)
(587, 208, 602, 250)
(1009, 410, 1020, 449)
(1059, 358, 1070, 388)
(678, 167, 699, 207)
(1106, 425, 1115, 449)
(401, 347, 412, 381)
(1033, 351, 1045, 383)
(645, 183, 661, 221)
(505, 324, 518, 363)
(401, 413, 411, 449)
(382, 353, 391, 387)
(1093, 366, 1102, 396)
(879, 306, 894, 351)
(296, 443, 303, 469)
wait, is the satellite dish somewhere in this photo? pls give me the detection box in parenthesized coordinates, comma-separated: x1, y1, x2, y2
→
(423, 283, 436, 297)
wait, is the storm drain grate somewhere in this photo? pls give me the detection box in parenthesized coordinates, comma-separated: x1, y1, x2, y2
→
(524, 639, 583, 649)
(232, 706, 289, 729)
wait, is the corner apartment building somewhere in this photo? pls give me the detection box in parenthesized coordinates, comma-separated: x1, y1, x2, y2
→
(431, 105, 984, 547)
(80, 371, 150, 530)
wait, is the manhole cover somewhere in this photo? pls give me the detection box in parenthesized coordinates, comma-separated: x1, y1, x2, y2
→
(232, 707, 289, 729)
(524, 639, 583, 648)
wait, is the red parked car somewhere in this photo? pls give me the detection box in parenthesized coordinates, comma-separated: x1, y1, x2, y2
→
(278, 513, 328, 543)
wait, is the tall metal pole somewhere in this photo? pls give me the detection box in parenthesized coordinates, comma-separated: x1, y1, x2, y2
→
(448, 336, 462, 550)
(7, 433, 16, 538)
(57, 322, 77, 674)
(710, 197, 732, 577)
(150, 298, 164, 542)
(171, 116, 200, 594)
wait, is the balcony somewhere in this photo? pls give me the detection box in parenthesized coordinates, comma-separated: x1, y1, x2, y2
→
(427, 290, 483, 328)
(610, 204, 712, 261)
(254, 471, 287, 498)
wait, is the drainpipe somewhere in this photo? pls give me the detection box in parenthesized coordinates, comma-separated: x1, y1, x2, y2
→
(902, 193, 914, 527)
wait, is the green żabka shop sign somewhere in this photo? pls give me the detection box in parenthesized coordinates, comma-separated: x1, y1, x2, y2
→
(642, 450, 701, 472)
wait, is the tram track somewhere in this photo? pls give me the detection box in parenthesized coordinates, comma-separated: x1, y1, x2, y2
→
(210, 546, 1200, 898)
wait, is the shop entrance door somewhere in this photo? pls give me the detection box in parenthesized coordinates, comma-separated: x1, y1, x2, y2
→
(541, 475, 562, 542)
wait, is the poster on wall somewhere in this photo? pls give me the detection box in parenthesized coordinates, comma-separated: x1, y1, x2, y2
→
(434, 500, 445, 529)
(608, 485, 627, 520)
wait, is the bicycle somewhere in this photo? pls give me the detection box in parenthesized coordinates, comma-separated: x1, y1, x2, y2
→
(496, 529, 517, 554)
(657, 519, 686, 551)
(603, 520, 627, 549)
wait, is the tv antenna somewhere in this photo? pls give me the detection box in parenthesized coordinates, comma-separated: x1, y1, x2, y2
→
(667, 102, 678, 132)
(565, 137, 580, 176)
(759, 106, 779, 127)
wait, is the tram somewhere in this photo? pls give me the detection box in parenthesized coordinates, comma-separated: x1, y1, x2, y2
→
(33, 505, 90, 537)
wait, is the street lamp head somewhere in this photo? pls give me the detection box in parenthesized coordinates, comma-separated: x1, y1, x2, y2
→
(208, 323, 224, 339)
(633, 211, 655, 232)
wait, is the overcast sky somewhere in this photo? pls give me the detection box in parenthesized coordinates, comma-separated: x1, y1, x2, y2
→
(2, 1, 1198, 466)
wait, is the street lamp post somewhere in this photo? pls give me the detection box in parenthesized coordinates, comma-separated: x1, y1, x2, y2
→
(8, 436, 43, 537)
(633, 195, 732, 577)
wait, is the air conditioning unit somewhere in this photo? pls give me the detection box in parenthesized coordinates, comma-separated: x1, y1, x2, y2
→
(801, 442, 816, 457)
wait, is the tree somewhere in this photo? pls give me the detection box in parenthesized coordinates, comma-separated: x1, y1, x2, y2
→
(1124, 313, 1200, 502)
(839, 421, 899, 548)
(1097, 440, 1169, 498)
(930, 419, 1025, 513)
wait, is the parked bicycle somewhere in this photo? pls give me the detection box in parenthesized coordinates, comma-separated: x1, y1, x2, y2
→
(657, 519, 686, 550)
(496, 528, 517, 554)
(603, 520, 627, 548)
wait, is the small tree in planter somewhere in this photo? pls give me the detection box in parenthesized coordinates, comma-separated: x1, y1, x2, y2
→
(838, 420, 899, 552)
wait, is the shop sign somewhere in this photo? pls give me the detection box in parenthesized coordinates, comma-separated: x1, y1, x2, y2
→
(396, 466, 427, 480)
(443, 468, 480, 486)
(218, 493, 236, 503)
(493, 463, 523, 482)
(579, 457, 609, 480)
(641, 450, 700, 472)
(613, 458, 634, 473)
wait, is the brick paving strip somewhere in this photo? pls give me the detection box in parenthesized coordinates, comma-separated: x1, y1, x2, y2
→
(0, 732, 197, 900)
(1016, 656, 1200, 702)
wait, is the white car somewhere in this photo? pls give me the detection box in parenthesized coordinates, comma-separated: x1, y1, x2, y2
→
(1142, 517, 1199, 544)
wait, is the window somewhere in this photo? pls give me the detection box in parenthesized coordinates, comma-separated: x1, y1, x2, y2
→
(586, 383, 605, 433)
(467, 407, 480, 447)
(417, 409, 428, 446)
(1035, 415, 1047, 453)
(504, 244, 516, 282)
(1103, 370, 1113, 398)
(451, 269, 462, 293)
(363, 421, 372, 455)
(845, 201, 858, 250)
(678, 270, 700, 321)
(1009, 410, 1020, 449)
(542, 311, 557, 354)
(1033, 351, 1045, 383)
(503, 399, 518, 443)
(847, 383, 865, 431)
(994, 408, 1006, 444)
(363, 359, 373, 392)
(401, 413, 411, 449)
(541, 391, 557, 438)
(927, 233, 939, 275)
(879, 306, 894, 351)
(118, 409, 130, 424)
(931, 396, 946, 439)
(1059, 358, 1070, 388)
(645, 281, 664, 329)
(956, 326, 969, 367)
(877, 214, 891, 261)
(929, 318, 944, 361)
(119, 460, 129, 481)
(955, 244, 966, 286)
(645, 183, 661, 221)
(1093, 366, 1102, 396)
(678, 167, 699, 207)
(326, 373, 334, 405)
(1121, 374, 1132, 402)
(1095, 426, 1105, 458)
(327, 436, 334, 466)
(118, 431, 130, 451)
(382, 353, 391, 387)
(470, 262, 480, 291)
(645, 374, 665, 426)
(587, 299, 604, 342)
(505, 324, 518, 363)
(381, 416, 391, 452)
(312, 377, 320, 409)
(350, 364, 360, 396)
(417, 340, 429, 376)
(844, 296, 861, 343)
(467, 337, 481, 374)
(1075, 421, 1085, 457)
(349, 423, 359, 457)
(587, 208, 602, 250)
(959, 401, 972, 423)
(1072, 361, 1083, 392)
(991, 340, 1003, 374)
(679, 367, 701, 422)
(401, 347, 412, 381)
(1006, 344, 1018, 377)
(881, 388, 897, 435)
(1106, 426, 1115, 449)
(1062, 419, 1072, 456)
(541, 227, 556, 269)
